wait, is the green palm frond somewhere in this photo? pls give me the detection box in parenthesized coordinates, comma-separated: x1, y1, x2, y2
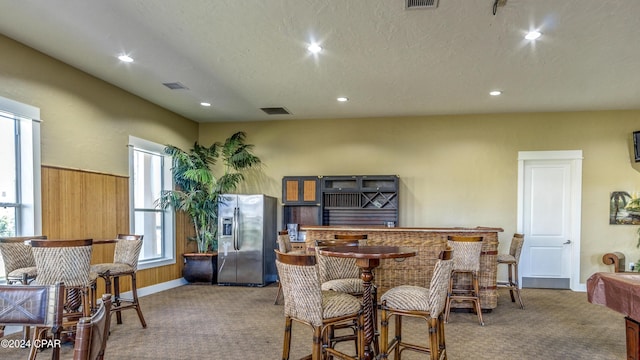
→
(157, 131, 261, 253)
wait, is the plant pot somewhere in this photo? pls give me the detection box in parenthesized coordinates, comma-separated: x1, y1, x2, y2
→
(183, 252, 218, 284)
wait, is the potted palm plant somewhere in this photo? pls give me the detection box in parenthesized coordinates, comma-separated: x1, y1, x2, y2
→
(157, 131, 261, 283)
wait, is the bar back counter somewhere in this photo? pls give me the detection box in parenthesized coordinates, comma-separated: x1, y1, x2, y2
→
(303, 225, 503, 310)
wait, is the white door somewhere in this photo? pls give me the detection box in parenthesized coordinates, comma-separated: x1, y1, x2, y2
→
(517, 151, 583, 290)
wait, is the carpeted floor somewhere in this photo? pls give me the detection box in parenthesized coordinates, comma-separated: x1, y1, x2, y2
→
(0, 283, 627, 359)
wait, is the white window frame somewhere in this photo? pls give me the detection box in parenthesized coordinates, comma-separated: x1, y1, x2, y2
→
(0, 96, 41, 280)
(128, 136, 175, 269)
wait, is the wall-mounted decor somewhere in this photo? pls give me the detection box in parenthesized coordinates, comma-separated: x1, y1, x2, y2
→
(610, 191, 640, 225)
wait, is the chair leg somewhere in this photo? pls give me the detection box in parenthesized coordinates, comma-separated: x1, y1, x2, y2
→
(428, 317, 439, 360)
(513, 264, 525, 309)
(379, 308, 388, 358)
(443, 276, 454, 324)
(472, 273, 484, 326)
(437, 313, 447, 360)
(507, 263, 516, 303)
(312, 326, 322, 360)
(394, 315, 402, 359)
(282, 317, 292, 360)
(274, 281, 283, 305)
(130, 273, 147, 328)
(113, 276, 122, 325)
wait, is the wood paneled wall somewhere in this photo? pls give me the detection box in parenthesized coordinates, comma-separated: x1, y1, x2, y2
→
(41, 166, 190, 294)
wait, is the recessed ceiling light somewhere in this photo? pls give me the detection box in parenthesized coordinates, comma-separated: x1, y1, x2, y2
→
(337, 97, 349, 102)
(525, 31, 542, 40)
(200, 102, 211, 107)
(489, 90, 502, 96)
(307, 43, 322, 54)
(117, 54, 134, 63)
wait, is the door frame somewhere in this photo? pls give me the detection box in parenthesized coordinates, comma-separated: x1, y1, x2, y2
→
(517, 150, 584, 291)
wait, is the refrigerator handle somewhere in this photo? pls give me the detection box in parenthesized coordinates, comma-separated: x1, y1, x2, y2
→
(233, 207, 239, 250)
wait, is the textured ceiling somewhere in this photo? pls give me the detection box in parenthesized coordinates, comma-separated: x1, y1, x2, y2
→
(0, 0, 638, 123)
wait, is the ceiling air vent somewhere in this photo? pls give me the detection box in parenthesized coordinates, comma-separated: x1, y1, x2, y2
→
(260, 107, 290, 115)
(405, 0, 439, 9)
(162, 82, 189, 90)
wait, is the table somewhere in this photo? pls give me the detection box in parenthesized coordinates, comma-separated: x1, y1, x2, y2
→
(587, 272, 640, 359)
(318, 245, 416, 360)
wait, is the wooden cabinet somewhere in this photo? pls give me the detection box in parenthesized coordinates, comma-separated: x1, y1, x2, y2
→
(282, 176, 320, 205)
(282, 176, 322, 229)
(282, 175, 399, 228)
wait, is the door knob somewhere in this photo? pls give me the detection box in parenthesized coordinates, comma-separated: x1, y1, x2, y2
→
(563, 240, 572, 245)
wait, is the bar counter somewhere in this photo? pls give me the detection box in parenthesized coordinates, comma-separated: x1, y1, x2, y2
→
(302, 225, 503, 309)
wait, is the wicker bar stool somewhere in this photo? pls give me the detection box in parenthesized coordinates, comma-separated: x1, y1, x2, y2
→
(444, 235, 485, 326)
(275, 250, 363, 360)
(379, 248, 454, 360)
(274, 230, 290, 305)
(497, 233, 525, 309)
(315, 234, 367, 295)
(31, 239, 94, 318)
(0, 235, 47, 284)
(90, 234, 146, 328)
(0, 235, 47, 340)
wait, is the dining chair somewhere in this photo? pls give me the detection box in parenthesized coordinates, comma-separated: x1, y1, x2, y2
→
(379, 248, 454, 360)
(72, 293, 113, 360)
(0, 281, 65, 360)
(444, 235, 485, 326)
(497, 233, 525, 309)
(90, 234, 146, 328)
(275, 249, 363, 360)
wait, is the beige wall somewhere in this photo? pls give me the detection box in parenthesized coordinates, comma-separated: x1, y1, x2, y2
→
(201, 112, 640, 283)
(3, 33, 640, 286)
(0, 34, 198, 175)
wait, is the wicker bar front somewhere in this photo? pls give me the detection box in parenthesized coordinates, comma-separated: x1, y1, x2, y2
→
(303, 226, 502, 310)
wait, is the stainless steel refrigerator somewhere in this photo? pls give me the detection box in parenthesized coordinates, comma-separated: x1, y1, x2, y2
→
(217, 194, 277, 286)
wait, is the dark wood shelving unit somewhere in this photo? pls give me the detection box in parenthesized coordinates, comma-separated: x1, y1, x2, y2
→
(282, 175, 399, 228)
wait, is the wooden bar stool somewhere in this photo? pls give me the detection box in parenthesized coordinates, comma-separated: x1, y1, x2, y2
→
(275, 249, 363, 360)
(444, 235, 485, 326)
(30, 238, 95, 353)
(497, 233, 525, 309)
(274, 230, 289, 305)
(0, 235, 46, 284)
(0, 235, 46, 340)
(90, 234, 147, 328)
(380, 248, 454, 360)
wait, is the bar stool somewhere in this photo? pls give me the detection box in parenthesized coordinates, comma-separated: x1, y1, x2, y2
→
(0, 235, 46, 340)
(274, 230, 289, 305)
(379, 248, 454, 360)
(31, 237, 95, 352)
(444, 235, 485, 326)
(90, 234, 147, 328)
(275, 249, 363, 360)
(315, 234, 367, 295)
(0, 235, 47, 284)
(497, 233, 525, 309)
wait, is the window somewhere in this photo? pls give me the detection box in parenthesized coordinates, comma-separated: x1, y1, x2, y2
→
(0, 96, 41, 280)
(129, 136, 175, 269)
